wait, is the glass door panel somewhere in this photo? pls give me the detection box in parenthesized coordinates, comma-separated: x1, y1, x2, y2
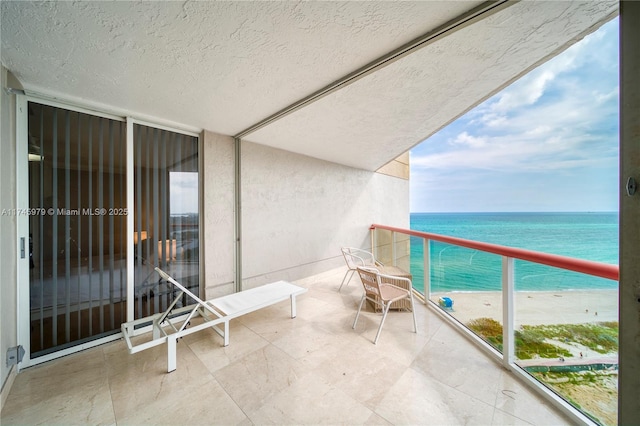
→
(28, 102, 126, 356)
(133, 124, 199, 319)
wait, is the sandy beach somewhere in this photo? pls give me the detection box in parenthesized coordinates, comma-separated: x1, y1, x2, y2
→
(431, 289, 618, 327)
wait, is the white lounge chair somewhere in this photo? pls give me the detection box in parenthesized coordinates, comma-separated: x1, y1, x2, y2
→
(121, 267, 307, 372)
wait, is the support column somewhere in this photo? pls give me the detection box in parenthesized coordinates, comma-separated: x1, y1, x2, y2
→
(619, 1, 640, 422)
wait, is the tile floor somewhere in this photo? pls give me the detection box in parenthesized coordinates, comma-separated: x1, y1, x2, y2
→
(1, 267, 573, 425)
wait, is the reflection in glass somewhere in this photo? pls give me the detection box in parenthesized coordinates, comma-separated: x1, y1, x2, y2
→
(133, 125, 199, 319)
(427, 241, 504, 353)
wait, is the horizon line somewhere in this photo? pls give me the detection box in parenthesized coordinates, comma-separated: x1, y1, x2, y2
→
(410, 210, 619, 214)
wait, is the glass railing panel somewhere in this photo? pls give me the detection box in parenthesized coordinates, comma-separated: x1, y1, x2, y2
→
(393, 233, 411, 272)
(428, 240, 504, 353)
(513, 261, 618, 426)
(372, 223, 619, 425)
(373, 228, 393, 265)
(409, 235, 426, 295)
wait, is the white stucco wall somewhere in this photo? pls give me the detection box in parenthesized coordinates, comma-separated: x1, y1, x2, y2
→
(202, 131, 236, 299)
(240, 141, 409, 289)
(200, 131, 409, 296)
(0, 66, 18, 408)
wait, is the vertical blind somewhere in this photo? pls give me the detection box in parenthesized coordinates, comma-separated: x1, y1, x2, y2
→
(27, 102, 200, 356)
(29, 102, 127, 356)
(133, 124, 199, 319)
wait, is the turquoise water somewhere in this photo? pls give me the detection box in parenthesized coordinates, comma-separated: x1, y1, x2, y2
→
(409, 212, 619, 293)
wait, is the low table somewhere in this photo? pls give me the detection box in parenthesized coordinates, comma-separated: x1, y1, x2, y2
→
(367, 265, 413, 312)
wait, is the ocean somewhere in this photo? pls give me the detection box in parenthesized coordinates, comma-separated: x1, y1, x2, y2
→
(409, 212, 619, 293)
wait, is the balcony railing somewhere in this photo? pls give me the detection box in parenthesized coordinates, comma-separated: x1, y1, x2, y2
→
(370, 224, 619, 426)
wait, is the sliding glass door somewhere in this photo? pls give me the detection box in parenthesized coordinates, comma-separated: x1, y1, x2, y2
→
(24, 100, 199, 358)
(133, 124, 200, 319)
(28, 103, 127, 356)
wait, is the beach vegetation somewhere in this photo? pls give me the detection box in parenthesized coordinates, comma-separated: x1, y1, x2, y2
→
(520, 322, 618, 354)
(465, 317, 504, 350)
(466, 317, 571, 359)
(532, 370, 617, 425)
(468, 317, 618, 425)
(466, 318, 618, 358)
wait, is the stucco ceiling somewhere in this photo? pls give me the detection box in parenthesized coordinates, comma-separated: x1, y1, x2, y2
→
(1, 1, 617, 171)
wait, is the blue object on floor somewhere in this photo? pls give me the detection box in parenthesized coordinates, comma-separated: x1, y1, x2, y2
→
(438, 296, 453, 309)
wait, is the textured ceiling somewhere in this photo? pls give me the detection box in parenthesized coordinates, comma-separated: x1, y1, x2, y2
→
(1, 1, 617, 171)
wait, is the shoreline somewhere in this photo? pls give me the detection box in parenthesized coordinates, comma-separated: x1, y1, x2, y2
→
(430, 289, 618, 326)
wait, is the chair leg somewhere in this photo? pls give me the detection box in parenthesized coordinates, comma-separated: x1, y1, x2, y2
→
(339, 269, 355, 291)
(409, 293, 418, 333)
(352, 293, 366, 329)
(373, 302, 391, 344)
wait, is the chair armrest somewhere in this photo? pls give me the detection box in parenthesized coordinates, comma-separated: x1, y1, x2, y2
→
(377, 273, 412, 291)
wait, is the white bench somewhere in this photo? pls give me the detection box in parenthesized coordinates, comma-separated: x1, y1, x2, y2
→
(121, 267, 307, 372)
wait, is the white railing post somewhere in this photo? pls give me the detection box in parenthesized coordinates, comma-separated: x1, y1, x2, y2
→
(391, 231, 397, 266)
(502, 256, 515, 370)
(370, 226, 376, 259)
(423, 239, 430, 303)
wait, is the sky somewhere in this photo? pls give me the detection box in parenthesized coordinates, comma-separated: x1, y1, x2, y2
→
(410, 18, 619, 213)
(170, 171, 199, 214)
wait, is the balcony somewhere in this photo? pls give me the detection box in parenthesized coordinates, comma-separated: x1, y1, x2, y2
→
(371, 224, 619, 426)
(1, 264, 572, 425)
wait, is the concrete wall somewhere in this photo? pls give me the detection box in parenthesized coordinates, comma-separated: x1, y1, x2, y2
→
(202, 131, 236, 299)
(0, 66, 18, 410)
(200, 131, 411, 296)
(241, 141, 409, 289)
(376, 152, 410, 180)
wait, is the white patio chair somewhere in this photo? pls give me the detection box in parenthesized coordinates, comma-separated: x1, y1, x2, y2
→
(339, 247, 383, 291)
(352, 266, 417, 344)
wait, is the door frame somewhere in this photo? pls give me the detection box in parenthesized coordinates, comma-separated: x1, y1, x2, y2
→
(15, 94, 202, 368)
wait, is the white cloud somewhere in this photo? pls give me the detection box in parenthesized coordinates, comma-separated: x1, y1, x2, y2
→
(170, 172, 198, 214)
(483, 114, 507, 128)
(524, 125, 552, 137)
(594, 86, 619, 104)
(449, 131, 487, 148)
(491, 70, 556, 112)
(482, 27, 601, 118)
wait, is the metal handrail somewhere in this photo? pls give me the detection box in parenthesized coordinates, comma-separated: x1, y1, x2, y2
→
(371, 224, 619, 281)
